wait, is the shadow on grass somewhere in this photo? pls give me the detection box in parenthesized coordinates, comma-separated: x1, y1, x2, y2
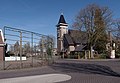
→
(51, 62, 120, 77)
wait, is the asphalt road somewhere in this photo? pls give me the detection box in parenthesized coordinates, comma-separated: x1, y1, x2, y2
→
(0, 59, 120, 83)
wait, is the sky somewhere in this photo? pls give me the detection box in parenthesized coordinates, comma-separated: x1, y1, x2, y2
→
(0, 0, 120, 37)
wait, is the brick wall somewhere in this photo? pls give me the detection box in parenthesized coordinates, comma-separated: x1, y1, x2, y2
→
(0, 30, 4, 61)
(0, 47, 4, 61)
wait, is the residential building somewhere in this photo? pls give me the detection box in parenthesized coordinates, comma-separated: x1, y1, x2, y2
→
(0, 29, 4, 61)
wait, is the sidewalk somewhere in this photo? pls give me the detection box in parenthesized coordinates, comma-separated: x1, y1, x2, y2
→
(0, 74, 71, 83)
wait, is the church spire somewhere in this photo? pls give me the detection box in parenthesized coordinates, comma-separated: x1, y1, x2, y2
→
(58, 13, 67, 24)
(57, 13, 68, 27)
(56, 13, 68, 55)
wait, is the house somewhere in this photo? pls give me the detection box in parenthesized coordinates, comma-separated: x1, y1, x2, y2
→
(56, 14, 88, 57)
(0, 29, 5, 61)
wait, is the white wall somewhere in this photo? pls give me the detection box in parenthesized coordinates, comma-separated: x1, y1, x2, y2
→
(60, 26, 68, 38)
(69, 46, 75, 51)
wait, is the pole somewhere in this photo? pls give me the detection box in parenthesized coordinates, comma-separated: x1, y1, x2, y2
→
(90, 46, 94, 58)
(3, 27, 5, 70)
(109, 31, 114, 58)
(51, 41, 53, 63)
(88, 50, 90, 59)
(3, 45, 5, 70)
(42, 36, 44, 60)
(85, 51, 87, 59)
(31, 33, 33, 67)
(20, 31, 22, 68)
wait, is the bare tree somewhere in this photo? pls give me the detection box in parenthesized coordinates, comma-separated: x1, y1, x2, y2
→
(38, 35, 55, 58)
(38, 36, 47, 59)
(73, 4, 112, 57)
(9, 45, 13, 52)
(111, 19, 120, 57)
(23, 42, 31, 55)
(14, 41, 19, 56)
(112, 19, 120, 37)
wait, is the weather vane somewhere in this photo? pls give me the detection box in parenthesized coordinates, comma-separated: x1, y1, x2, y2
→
(60, 9, 64, 15)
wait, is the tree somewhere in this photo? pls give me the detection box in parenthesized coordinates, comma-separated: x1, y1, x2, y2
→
(38, 35, 55, 59)
(73, 4, 112, 57)
(111, 19, 120, 58)
(93, 7, 108, 53)
(9, 45, 14, 53)
(14, 41, 19, 56)
(46, 35, 55, 57)
(112, 19, 120, 38)
(8, 45, 14, 56)
(23, 42, 31, 55)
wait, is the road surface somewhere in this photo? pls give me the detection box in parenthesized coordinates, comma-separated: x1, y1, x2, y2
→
(0, 59, 120, 83)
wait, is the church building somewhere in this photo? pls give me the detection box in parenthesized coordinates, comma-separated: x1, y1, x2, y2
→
(56, 14, 88, 57)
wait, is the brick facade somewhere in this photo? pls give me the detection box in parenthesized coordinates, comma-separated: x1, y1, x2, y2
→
(0, 29, 4, 61)
(0, 47, 4, 61)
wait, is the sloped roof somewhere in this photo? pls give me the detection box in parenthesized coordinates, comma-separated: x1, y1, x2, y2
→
(58, 14, 66, 24)
(64, 34, 74, 45)
(74, 45, 87, 51)
(68, 30, 88, 44)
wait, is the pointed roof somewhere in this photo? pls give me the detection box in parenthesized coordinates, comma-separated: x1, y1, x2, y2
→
(58, 14, 67, 24)
(64, 34, 74, 45)
(0, 29, 4, 44)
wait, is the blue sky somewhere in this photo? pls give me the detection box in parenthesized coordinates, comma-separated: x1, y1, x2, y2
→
(0, 0, 120, 37)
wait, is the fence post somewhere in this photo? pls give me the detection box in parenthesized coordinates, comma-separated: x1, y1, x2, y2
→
(41, 36, 44, 60)
(31, 33, 33, 67)
(20, 31, 22, 68)
(3, 27, 5, 70)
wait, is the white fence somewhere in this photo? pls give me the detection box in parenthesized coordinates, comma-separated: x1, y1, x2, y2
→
(5, 56, 27, 61)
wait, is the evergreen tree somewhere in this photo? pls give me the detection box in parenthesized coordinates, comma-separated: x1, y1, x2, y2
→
(93, 8, 108, 53)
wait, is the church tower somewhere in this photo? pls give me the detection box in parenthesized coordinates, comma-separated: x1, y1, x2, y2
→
(56, 14, 68, 54)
